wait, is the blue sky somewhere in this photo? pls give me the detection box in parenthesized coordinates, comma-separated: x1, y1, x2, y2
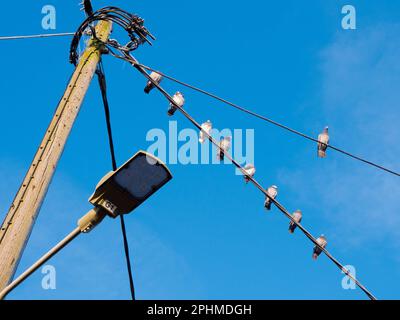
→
(1, 0, 400, 300)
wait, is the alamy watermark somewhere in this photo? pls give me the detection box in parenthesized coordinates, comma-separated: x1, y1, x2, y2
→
(341, 265, 356, 290)
(146, 121, 255, 174)
(341, 5, 356, 30)
(41, 265, 56, 290)
(41, 5, 56, 30)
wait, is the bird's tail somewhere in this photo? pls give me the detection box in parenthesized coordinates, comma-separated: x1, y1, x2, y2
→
(289, 223, 296, 234)
(318, 149, 326, 158)
(312, 248, 321, 260)
(167, 107, 176, 116)
(144, 85, 152, 94)
(199, 133, 205, 144)
(217, 151, 224, 161)
(264, 200, 271, 210)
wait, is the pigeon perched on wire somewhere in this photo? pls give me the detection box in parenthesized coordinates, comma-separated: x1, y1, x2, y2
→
(199, 120, 212, 143)
(317, 126, 329, 158)
(217, 136, 231, 160)
(144, 72, 163, 94)
(313, 235, 327, 260)
(168, 92, 185, 116)
(289, 209, 302, 234)
(264, 185, 278, 210)
(243, 164, 256, 183)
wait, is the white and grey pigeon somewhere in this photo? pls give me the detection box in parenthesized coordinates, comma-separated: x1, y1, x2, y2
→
(168, 91, 185, 116)
(264, 185, 278, 210)
(289, 209, 302, 234)
(144, 72, 163, 94)
(317, 126, 329, 158)
(199, 120, 212, 143)
(217, 136, 231, 160)
(243, 164, 256, 183)
(312, 234, 327, 260)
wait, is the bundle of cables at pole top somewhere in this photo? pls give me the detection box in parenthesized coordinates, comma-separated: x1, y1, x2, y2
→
(69, 6, 155, 66)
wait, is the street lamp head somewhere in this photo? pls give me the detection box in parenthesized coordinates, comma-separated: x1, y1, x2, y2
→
(89, 150, 172, 217)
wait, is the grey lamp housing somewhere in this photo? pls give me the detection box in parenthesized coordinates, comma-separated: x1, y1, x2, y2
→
(89, 150, 172, 217)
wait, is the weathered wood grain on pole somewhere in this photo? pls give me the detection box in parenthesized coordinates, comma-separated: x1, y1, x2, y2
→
(0, 20, 112, 290)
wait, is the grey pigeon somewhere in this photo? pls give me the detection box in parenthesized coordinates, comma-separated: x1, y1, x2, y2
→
(217, 136, 231, 160)
(313, 235, 327, 260)
(168, 92, 185, 116)
(243, 164, 256, 183)
(199, 120, 212, 143)
(317, 126, 329, 158)
(144, 72, 163, 94)
(264, 185, 278, 210)
(289, 209, 302, 234)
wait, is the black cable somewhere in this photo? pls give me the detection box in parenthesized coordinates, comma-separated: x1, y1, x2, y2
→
(96, 63, 117, 169)
(125, 53, 377, 300)
(82, 0, 94, 16)
(95, 60, 136, 300)
(136, 63, 400, 178)
(69, 7, 154, 66)
(81, 3, 138, 300)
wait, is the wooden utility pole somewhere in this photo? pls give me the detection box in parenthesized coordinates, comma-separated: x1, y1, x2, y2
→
(0, 20, 112, 290)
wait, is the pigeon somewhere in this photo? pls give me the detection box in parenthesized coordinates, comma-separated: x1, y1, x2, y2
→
(243, 164, 256, 183)
(264, 185, 278, 210)
(199, 120, 212, 143)
(168, 92, 185, 116)
(217, 136, 231, 160)
(317, 126, 329, 158)
(289, 209, 302, 234)
(312, 235, 327, 260)
(144, 72, 163, 94)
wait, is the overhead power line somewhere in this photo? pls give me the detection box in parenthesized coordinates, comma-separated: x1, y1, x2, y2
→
(95, 60, 136, 300)
(0, 32, 75, 41)
(122, 53, 377, 301)
(135, 63, 400, 178)
(3, 26, 395, 177)
(81, 3, 139, 301)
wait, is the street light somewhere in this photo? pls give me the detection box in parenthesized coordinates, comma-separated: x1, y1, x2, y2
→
(0, 151, 172, 300)
(89, 151, 172, 217)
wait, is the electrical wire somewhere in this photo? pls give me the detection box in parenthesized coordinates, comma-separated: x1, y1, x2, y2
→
(3, 25, 395, 177)
(80, 4, 140, 300)
(0, 32, 74, 41)
(69, 7, 154, 66)
(95, 60, 136, 300)
(134, 63, 400, 178)
(122, 53, 377, 301)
